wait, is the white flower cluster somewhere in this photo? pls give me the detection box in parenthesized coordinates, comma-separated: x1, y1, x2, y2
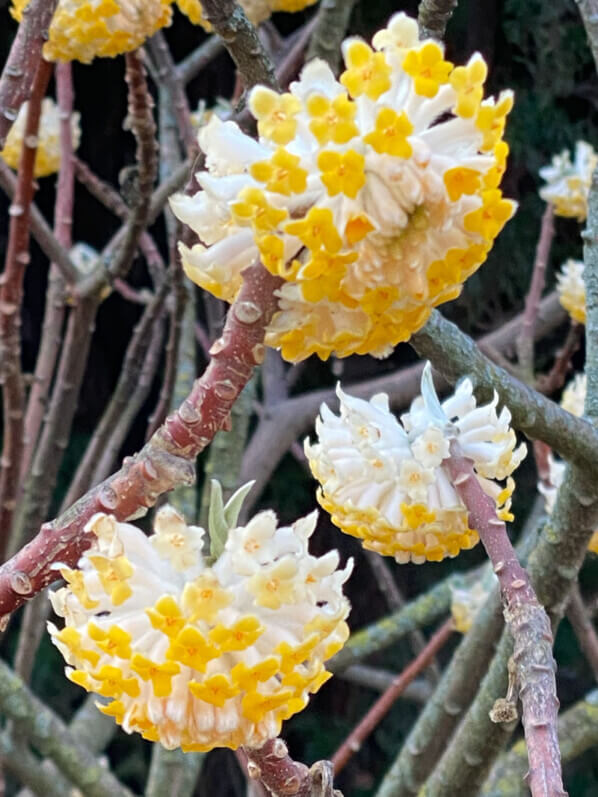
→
(306, 365, 526, 563)
(557, 259, 586, 325)
(49, 504, 352, 751)
(171, 12, 515, 362)
(539, 141, 597, 221)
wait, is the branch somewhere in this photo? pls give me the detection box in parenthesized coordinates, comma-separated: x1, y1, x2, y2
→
(0, 659, 134, 797)
(201, 0, 279, 92)
(0, 58, 53, 557)
(244, 739, 340, 797)
(74, 49, 158, 298)
(0, 0, 58, 150)
(376, 497, 545, 797)
(0, 160, 80, 283)
(482, 688, 598, 796)
(331, 619, 454, 776)
(63, 281, 169, 507)
(411, 309, 598, 474)
(575, 0, 598, 72)
(146, 747, 204, 797)
(21, 61, 74, 481)
(306, 0, 358, 72)
(417, 0, 459, 40)
(338, 666, 433, 703)
(566, 584, 598, 682)
(330, 576, 454, 674)
(516, 204, 555, 379)
(177, 35, 224, 85)
(444, 444, 565, 796)
(0, 263, 281, 615)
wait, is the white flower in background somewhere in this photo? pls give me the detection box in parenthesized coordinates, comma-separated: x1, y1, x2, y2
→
(48, 502, 352, 751)
(557, 259, 586, 324)
(450, 573, 495, 633)
(171, 12, 516, 363)
(0, 98, 81, 178)
(539, 141, 597, 221)
(537, 372, 598, 554)
(305, 364, 526, 564)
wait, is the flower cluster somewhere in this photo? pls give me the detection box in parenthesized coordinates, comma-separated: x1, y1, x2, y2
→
(0, 98, 81, 178)
(177, 0, 318, 29)
(49, 505, 352, 750)
(171, 12, 516, 363)
(450, 575, 493, 633)
(539, 141, 597, 221)
(537, 372, 598, 555)
(11, 0, 172, 62)
(305, 365, 526, 563)
(557, 259, 586, 324)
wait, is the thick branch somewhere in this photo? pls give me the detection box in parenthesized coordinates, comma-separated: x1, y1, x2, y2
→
(0, 264, 281, 616)
(417, 0, 459, 40)
(0, 660, 133, 797)
(0, 0, 58, 150)
(482, 688, 598, 796)
(306, 0, 358, 73)
(444, 445, 564, 797)
(411, 309, 598, 473)
(201, 0, 279, 92)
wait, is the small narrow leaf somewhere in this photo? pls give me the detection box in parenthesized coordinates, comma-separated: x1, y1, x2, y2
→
(223, 480, 255, 530)
(208, 480, 228, 560)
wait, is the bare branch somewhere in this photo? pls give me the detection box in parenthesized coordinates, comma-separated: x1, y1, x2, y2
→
(0, 0, 58, 149)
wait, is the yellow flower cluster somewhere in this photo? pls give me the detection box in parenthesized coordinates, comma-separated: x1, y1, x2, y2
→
(177, 0, 318, 29)
(171, 12, 516, 363)
(305, 364, 526, 564)
(0, 98, 81, 178)
(11, 0, 172, 62)
(539, 141, 597, 221)
(49, 505, 352, 750)
(557, 259, 586, 324)
(538, 372, 598, 555)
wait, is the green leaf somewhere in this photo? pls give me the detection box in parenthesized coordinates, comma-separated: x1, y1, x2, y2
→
(208, 479, 255, 559)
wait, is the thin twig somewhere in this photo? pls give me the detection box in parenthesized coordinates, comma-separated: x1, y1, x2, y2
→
(332, 619, 454, 776)
(566, 584, 598, 682)
(0, 160, 80, 283)
(277, 14, 320, 89)
(535, 321, 582, 395)
(445, 443, 565, 797)
(63, 281, 169, 507)
(0, 58, 52, 558)
(21, 61, 74, 482)
(177, 36, 224, 85)
(0, 0, 58, 150)
(74, 49, 158, 299)
(516, 204, 555, 379)
(73, 156, 166, 285)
